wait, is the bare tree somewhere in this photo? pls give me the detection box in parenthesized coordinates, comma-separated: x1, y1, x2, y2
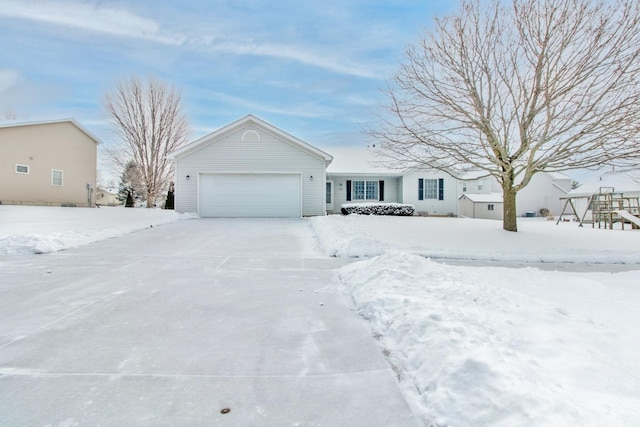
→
(105, 75, 189, 208)
(371, 0, 640, 231)
(1, 108, 19, 120)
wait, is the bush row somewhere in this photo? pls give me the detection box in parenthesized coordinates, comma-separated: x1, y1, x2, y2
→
(340, 203, 415, 216)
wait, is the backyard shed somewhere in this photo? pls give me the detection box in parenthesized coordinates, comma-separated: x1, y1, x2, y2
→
(167, 115, 332, 217)
(459, 193, 503, 220)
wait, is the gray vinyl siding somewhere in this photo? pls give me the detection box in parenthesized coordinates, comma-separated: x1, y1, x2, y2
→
(174, 125, 326, 216)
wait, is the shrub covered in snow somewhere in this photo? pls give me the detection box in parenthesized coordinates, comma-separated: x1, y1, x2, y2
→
(341, 202, 415, 216)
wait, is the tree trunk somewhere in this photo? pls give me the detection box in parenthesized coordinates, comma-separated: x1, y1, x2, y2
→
(146, 192, 154, 208)
(502, 185, 518, 232)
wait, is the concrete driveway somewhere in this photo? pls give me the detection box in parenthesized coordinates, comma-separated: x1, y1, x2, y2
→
(0, 219, 418, 426)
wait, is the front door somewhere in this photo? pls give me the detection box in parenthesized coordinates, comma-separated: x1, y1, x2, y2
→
(326, 180, 334, 212)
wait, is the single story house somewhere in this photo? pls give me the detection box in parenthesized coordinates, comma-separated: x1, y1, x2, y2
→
(167, 115, 332, 217)
(326, 146, 570, 219)
(168, 116, 571, 219)
(0, 119, 99, 207)
(96, 187, 122, 207)
(325, 147, 459, 216)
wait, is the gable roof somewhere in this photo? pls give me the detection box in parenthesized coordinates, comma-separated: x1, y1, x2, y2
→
(459, 193, 503, 203)
(325, 146, 403, 176)
(167, 114, 333, 164)
(0, 118, 101, 145)
(569, 170, 640, 197)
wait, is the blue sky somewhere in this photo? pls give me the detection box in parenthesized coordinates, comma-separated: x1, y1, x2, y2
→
(0, 0, 456, 156)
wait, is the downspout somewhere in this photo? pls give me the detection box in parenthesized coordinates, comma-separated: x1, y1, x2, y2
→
(87, 183, 94, 207)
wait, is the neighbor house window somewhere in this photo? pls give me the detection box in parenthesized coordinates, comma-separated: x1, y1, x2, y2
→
(418, 178, 444, 201)
(345, 180, 384, 201)
(51, 169, 63, 186)
(16, 164, 29, 174)
(488, 204, 494, 211)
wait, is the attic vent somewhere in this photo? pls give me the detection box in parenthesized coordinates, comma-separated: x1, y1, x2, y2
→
(242, 130, 260, 142)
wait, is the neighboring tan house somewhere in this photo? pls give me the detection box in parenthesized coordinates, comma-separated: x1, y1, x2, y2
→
(0, 119, 99, 207)
(167, 115, 332, 217)
(96, 187, 122, 206)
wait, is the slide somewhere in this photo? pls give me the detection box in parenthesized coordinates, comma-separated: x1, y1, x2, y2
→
(613, 210, 640, 227)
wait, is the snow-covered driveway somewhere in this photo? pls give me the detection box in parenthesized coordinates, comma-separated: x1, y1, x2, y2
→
(0, 219, 417, 426)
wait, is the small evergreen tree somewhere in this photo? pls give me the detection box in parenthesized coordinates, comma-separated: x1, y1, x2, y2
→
(164, 182, 175, 210)
(125, 190, 134, 208)
(116, 161, 144, 204)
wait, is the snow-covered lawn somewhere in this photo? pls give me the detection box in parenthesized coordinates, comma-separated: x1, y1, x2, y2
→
(311, 214, 640, 264)
(0, 205, 193, 255)
(311, 215, 640, 426)
(2, 207, 639, 425)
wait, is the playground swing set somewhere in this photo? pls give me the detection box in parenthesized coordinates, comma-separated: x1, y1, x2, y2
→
(557, 187, 640, 230)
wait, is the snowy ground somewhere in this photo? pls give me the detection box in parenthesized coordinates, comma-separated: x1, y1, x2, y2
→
(2, 207, 639, 426)
(310, 215, 640, 265)
(311, 215, 640, 426)
(0, 205, 194, 255)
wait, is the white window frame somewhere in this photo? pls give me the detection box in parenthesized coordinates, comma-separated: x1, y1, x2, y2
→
(424, 179, 438, 199)
(51, 169, 63, 186)
(352, 180, 379, 201)
(15, 164, 29, 174)
(488, 204, 494, 211)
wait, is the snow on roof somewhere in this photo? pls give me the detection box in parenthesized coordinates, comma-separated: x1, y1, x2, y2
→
(97, 187, 118, 194)
(324, 146, 403, 176)
(459, 193, 503, 203)
(546, 171, 571, 181)
(459, 169, 571, 182)
(459, 169, 491, 180)
(570, 170, 640, 196)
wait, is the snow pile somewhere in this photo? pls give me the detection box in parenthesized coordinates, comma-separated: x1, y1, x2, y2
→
(337, 251, 640, 426)
(311, 215, 640, 264)
(340, 202, 415, 216)
(0, 206, 195, 255)
(311, 215, 390, 258)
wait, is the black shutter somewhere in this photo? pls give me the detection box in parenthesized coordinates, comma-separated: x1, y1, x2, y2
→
(418, 179, 424, 200)
(438, 178, 444, 200)
(379, 180, 385, 201)
(346, 180, 352, 201)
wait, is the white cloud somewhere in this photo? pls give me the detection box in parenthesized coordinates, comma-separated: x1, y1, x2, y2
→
(208, 40, 380, 79)
(0, 69, 20, 94)
(0, 0, 181, 44)
(0, 1, 385, 78)
(205, 90, 339, 119)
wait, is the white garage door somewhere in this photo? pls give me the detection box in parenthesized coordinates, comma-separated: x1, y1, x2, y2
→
(199, 173, 302, 218)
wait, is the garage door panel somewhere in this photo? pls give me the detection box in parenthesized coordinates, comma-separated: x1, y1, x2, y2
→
(199, 173, 301, 218)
